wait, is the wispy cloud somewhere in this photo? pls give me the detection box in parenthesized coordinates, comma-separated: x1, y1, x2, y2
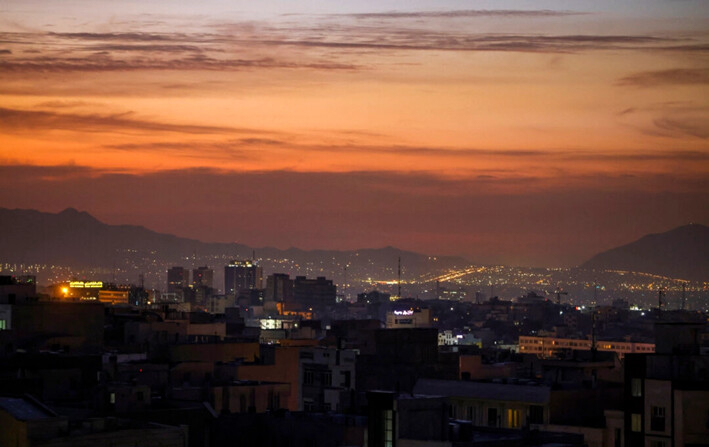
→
(0, 107, 246, 135)
(0, 54, 357, 73)
(618, 68, 709, 87)
(653, 116, 709, 139)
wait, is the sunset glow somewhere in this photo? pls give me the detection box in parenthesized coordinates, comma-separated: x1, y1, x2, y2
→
(1, 0, 708, 266)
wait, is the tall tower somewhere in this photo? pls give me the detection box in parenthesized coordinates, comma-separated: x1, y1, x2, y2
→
(167, 266, 188, 293)
(224, 260, 263, 296)
(192, 266, 214, 289)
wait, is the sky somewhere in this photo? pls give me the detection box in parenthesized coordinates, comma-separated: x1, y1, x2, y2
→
(0, 0, 708, 267)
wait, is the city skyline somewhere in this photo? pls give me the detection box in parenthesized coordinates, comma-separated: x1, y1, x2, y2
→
(1, 0, 708, 266)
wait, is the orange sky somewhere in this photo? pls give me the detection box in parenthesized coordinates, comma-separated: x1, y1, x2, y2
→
(1, 1, 708, 265)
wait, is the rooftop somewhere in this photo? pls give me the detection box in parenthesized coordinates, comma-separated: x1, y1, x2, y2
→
(414, 379, 551, 404)
(0, 396, 58, 421)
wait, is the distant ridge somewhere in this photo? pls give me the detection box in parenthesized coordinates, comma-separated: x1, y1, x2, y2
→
(581, 224, 709, 282)
(0, 207, 467, 278)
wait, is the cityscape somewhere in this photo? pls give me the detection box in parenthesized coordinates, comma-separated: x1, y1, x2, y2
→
(1, 1, 709, 447)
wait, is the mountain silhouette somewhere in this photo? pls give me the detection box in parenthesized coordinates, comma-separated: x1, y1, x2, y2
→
(0, 207, 467, 279)
(581, 224, 709, 282)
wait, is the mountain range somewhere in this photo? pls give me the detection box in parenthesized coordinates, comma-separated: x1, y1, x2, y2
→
(581, 223, 709, 282)
(0, 207, 467, 279)
(0, 207, 707, 282)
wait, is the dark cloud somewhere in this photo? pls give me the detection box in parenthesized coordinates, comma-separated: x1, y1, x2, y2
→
(104, 141, 262, 161)
(345, 10, 585, 19)
(618, 68, 709, 87)
(256, 33, 688, 54)
(0, 107, 244, 135)
(653, 117, 709, 139)
(47, 32, 196, 42)
(0, 55, 357, 73)
(106, 138, 709, 165)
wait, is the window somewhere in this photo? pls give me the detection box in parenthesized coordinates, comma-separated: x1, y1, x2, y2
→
(631, 378, 642, 397)
(449, 404, 457, 418)
(529, 405, 544, 424)
(631, 413, 642, 432)
(650, 441, 666, 447)
(488, 407, 498, 427)
(322, 371, 332, 386)
(0, 320, 6, 330)
(651, 406, 666, 432)
(507, 409, 521, 428)
(304, 370, 314, 385)
(467, 406, 475, 422)
(385, 409, 394, 447)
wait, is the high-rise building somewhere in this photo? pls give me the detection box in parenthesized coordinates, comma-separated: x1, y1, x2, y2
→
(293, 276, 336, 308)
(265, 273, 294, 303)
(166, 267, 188, 293)
(192, 266, 214, 289)
(224, 260, 263, 296)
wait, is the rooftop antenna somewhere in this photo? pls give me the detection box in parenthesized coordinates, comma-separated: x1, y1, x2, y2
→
(681, 283, 687, 311)
(397, 256, 402, 299)
(139, 273, 144, 289)
(658, 287, 665, 313)
(252, 249, 256, 262)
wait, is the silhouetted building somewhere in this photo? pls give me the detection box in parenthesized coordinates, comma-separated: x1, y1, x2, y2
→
(225, 260, 262, 296)
(367, 391, 449, 447)
(357, 290, 390, 304)
(293, 276, 336, 309)
(0, 396, 187, 447)
(0, 301, 104, 354)
(265, 273, 294, 304)
(167, 266, 189, 294)
(192, 266, 213, 289)
(0, 275, 36, 304)
(624, 322, 709, 447)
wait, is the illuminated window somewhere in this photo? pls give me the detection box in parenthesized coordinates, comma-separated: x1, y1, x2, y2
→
(0, 320, 6, 330)
(631, 378, 642, 397)
(507, 409, 521, 428)
(631, 413, 642, 432)
(384, 409, 393, 447)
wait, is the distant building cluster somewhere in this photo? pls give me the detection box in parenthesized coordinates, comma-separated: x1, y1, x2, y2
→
(0, 267, 708, 447)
